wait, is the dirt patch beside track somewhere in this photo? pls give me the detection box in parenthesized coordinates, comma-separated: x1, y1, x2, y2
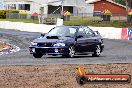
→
(0, 64, 131, 88)
(0, 42, 11, 51)
(0, 42, 5, 51)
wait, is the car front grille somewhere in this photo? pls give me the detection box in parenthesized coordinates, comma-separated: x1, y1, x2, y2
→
(37, 43, 53, 47)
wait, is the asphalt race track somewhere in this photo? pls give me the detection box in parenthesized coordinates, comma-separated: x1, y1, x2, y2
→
(0, 29, 132, 65)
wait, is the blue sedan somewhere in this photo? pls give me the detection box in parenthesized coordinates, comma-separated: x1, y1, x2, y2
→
(29, 26, 104, 58)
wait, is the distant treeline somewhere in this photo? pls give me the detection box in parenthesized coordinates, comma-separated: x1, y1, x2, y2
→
(112, 0, 126, 6)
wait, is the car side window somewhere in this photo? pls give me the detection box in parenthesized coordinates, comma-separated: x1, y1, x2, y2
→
(78, 27, 95, 38)
(69, 28, 76, 34)
(84, 27, 95, 37)
(78, 28, 86, 38)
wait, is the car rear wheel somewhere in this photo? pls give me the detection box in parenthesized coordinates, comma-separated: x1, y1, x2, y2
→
(92, 45, 101, 57)
(33, 53, 43, 58)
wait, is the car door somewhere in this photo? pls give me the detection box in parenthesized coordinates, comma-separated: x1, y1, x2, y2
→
(75, 28, 88, 53)
(83, 27, 98, 52)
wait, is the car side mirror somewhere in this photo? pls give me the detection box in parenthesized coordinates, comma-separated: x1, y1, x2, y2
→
(94, 31, 100, 35)
(41, 33, 45, 37)
(77, 35, 84, 38)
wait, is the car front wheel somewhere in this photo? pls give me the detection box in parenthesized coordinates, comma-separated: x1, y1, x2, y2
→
(68, 46, 75, 58)
(33, 53, 43, 58)
(62, 46, 75, 58)
(92, 45, 101, 57)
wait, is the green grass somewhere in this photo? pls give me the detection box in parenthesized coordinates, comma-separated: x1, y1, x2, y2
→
(64, 20, 132, 28)
(64, 20, 129, 27)
(64, 16, 132, 27)
(0, 17, 132, 27)
(0, 19, 39, 24)
(70, 16, 102, 21)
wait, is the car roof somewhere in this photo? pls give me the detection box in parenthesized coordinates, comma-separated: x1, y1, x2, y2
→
(56, 25, 86, 28)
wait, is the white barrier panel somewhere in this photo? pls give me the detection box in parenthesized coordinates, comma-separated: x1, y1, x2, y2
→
(56, 18, 63, 26)
(89, 26, 122, 39)
(0, 21, 56, 33)
(0, 21, 122, 39)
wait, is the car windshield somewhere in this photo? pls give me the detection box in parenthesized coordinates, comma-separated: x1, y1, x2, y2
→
(46, 27, 77, 38)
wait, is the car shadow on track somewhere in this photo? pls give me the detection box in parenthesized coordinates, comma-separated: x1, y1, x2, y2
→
(41, 55, 106, 59)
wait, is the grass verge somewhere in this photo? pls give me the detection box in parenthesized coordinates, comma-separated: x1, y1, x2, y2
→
(0, 19, 39, 24)
(64, 20, 132, 28)
(0, 18, 132, 27)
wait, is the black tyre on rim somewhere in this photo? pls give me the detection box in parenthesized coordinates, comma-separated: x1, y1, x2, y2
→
(92, 45, 101, 57)
(33, 53, 43, 58)
(62, 46, 75, 58)
(68, 46, 75, 57)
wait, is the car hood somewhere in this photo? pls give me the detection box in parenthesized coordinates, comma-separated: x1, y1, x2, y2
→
(32, 37, 73, 43)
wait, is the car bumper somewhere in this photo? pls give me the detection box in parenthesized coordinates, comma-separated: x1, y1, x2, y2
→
(29, 46, 69, 55)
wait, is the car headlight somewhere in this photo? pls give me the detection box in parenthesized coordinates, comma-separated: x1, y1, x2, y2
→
(53, 43, 65, 47)
(31, 42, 37, 46)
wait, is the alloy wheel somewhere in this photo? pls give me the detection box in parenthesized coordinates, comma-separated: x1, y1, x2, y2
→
(92, 45, 101, 57)
(68, 46, 75, 58)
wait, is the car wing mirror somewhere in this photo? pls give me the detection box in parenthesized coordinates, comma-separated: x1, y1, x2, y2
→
(77, 35, 83, 38)
(41, 33, 45, 37)
(94, 31, 100, 35)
